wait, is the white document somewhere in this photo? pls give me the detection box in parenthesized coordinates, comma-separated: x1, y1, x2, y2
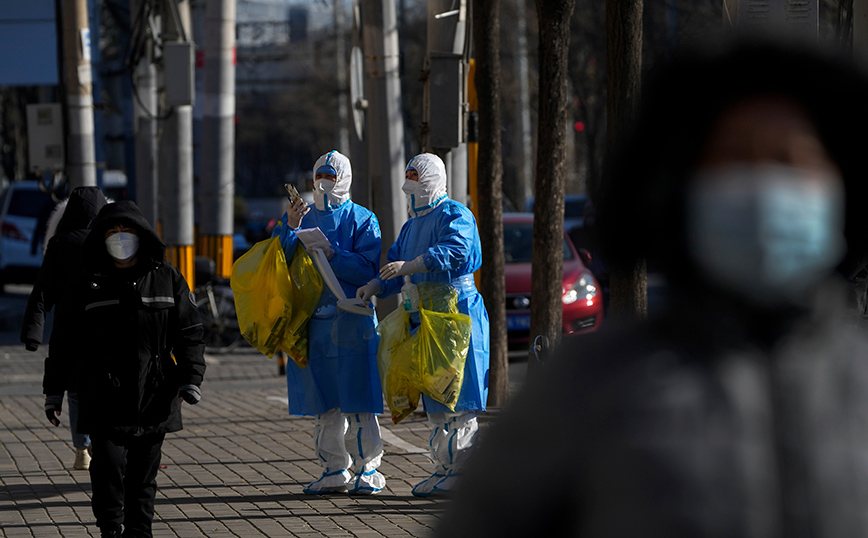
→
(295, 227, 330, 251)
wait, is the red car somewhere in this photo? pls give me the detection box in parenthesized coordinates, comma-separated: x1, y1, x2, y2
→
(503, 213, 603, 349)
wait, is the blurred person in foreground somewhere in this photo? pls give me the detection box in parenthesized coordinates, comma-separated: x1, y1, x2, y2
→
(22, 186, 108, 470)
(436, 39, 868, 537)
(43, 201, 206, 538)
(356, 153, 490, 497)
(271, 150, 386, 495)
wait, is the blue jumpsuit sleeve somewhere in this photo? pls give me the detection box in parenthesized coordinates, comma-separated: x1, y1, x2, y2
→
(419, 205, 480, 273)
(271, 212, 300, 261)
(377, 225, 409, 298)
(330, 210, 382, 286)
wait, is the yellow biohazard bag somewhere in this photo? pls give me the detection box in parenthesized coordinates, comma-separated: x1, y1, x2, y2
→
(230, 237, 322, 365)
(280, 243, 323, 367)
(376, 281, 472, 423)
(376, 306, 420, 424)
(411, 282, 472, 411)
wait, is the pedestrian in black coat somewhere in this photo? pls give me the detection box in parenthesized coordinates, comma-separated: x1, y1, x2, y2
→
(437, 39, 868, 538)
(43, 200, 206, 538)
(21, 186, 108, 470)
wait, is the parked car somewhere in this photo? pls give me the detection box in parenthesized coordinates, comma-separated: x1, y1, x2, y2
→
(0, 181, 56, 285)
(525, 193, 589, 238)
(503, 212, 603, 350)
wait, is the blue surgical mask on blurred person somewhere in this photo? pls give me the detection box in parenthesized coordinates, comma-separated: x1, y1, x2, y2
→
(105, 232, 139, 261)
(687, 164, 845, 306)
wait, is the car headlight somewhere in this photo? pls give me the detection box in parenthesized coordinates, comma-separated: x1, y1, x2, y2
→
(563, 271, 598, 305)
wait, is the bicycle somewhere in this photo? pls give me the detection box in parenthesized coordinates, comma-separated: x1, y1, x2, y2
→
(193, 256, 243, 353)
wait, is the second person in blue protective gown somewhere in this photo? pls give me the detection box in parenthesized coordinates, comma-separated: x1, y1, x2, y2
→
(271, 150, 386, 495)
(357, 152, 491, 497)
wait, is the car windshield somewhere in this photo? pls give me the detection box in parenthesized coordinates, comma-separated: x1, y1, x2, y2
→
(503, 223, 574, 263)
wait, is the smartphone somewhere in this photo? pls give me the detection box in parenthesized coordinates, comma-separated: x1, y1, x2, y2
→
(284, 183, 302, 205)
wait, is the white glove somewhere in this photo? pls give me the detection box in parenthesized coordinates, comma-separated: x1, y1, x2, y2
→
(356, 281, 381, 302)
(379, 256, 425, 280)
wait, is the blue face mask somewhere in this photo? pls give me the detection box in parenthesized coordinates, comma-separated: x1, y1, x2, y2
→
(687, 164, 845, 306)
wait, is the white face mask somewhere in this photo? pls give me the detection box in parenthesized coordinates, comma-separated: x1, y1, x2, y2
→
(401, 180, 417, 195)
(687, 164, 845, 306)
(105, 232, 139, 261)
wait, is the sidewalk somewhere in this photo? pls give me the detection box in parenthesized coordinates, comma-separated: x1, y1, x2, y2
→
(0, 343, 455, 538)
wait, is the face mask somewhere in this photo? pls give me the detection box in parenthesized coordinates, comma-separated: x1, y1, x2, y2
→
(687, 164, 845, 306)
(401, 179, 417, 195)
(105, 232, 139, 261)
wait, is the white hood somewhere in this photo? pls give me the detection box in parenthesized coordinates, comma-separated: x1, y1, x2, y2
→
(404, 153, 448, 217)
(312, 150, 352, 211)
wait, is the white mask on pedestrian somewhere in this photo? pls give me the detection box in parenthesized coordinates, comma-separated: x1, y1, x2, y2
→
(105, 232, 139, 261)
(687, 163, 845, 306)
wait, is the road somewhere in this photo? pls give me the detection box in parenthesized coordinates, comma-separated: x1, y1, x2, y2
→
(0, 284, 527, 537)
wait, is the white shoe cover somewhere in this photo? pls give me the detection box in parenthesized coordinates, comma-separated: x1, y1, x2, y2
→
(411, 471, 447, 497)
(303, 469, 351, 494)
(348, 469, 386, 495)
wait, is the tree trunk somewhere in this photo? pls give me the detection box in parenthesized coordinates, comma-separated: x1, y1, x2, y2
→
(606, 0, 646, 321)
(531, 0, 576, 366)
(474, 0, 508, 406)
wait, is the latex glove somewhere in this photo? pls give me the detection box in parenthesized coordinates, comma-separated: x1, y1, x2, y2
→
(356, 281, 381, 303)
(287, 197, 310, 229)
(44, 394, 63, 426)
(179, 384, 201, 405)
(379, 256, 425, 280)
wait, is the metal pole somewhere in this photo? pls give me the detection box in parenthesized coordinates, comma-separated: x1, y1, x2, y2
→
(425, 0, 468, 203)
(362, 0, 406, 316)
(335, 1, 351, 154)
(131, 0, 159, 226)
(161, 0, 196, 288)
(200, 0, 236, 278)
(62, 0, 97, 188)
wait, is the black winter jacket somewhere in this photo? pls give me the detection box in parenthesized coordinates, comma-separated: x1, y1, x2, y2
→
(43, 201, 205, 436)
(439, 281, 868, 537)
(21, 187, 107, 350)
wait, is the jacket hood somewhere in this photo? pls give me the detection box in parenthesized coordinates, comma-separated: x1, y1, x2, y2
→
(43, 187, 109, 253)
(83, 200, 165, 270)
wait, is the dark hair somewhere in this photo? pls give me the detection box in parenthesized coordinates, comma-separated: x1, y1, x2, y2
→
(598, 37, 868, 282)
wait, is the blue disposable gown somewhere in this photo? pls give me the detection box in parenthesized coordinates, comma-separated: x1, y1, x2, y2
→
(272, 201, 383, 416)
(377, 198, 490, 413)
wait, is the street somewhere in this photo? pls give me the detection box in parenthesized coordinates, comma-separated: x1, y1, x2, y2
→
(0, 285, 527, 537)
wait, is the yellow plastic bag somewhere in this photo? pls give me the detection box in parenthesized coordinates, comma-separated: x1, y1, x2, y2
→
(410, 282, 472, 410)
(280, 244, 323, 368)
(231, 237, 322, 365)
(376, 281, 472, 422)
(376, 306, 420, 424)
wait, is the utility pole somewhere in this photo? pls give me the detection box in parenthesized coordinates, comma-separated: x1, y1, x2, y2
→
(160, 0, 196, 288)
(361, 0, 406, 316)
(61, 0, 97, 188)
(130, 0, 159, 227)
(200, 0, 236, 278)
(335, 1, 350, 155)
(424, 0, 468, 204)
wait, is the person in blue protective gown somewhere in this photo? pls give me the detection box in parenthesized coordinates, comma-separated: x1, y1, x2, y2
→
(271, 150, 386, 495)
(356, 152, 490, 497)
